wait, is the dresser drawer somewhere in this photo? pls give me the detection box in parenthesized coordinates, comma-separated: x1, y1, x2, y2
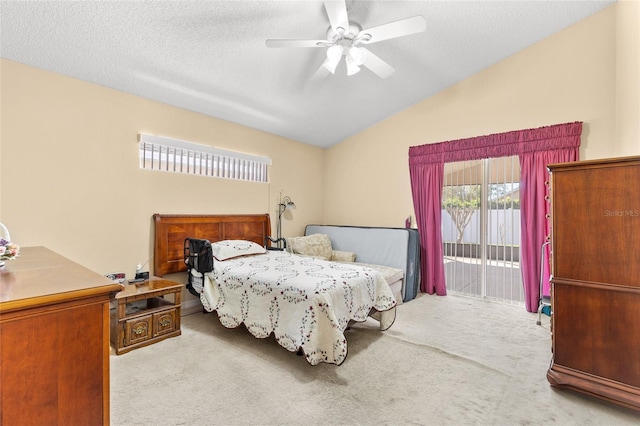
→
(153, 309, 177, 337)
(125, 315, 152, 345)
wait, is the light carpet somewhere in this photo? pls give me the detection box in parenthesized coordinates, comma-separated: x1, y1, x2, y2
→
(110, 294, 639, 425)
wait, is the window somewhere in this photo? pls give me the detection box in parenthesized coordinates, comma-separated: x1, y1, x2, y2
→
(442, 156, 523, 305)
(138, 134, 271, 183)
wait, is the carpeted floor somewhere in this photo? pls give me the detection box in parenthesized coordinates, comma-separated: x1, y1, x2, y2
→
(110, 294, 639, 425)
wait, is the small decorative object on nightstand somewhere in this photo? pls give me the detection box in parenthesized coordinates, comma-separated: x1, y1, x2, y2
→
(110, 277, 182, 354)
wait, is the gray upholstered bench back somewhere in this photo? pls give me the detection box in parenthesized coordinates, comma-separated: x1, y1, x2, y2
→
(304, 225, 420, 302)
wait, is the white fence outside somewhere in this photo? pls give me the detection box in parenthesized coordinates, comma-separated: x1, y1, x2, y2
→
(442, 208, 521, 245)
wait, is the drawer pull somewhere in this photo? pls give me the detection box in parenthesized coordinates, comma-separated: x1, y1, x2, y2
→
(159, 317, 172, 327)
(133, 323, 148, 336)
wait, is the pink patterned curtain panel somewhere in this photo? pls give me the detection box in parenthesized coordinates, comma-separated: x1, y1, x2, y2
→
(408, 122, 582, 308)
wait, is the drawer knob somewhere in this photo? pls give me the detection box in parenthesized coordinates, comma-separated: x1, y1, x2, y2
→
(133, 323, 148, 336)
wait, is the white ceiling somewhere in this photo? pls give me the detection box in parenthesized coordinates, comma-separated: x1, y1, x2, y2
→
(0, 1, 614, 148)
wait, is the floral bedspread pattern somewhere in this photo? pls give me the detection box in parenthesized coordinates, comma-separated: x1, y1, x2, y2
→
(200, 250, 397, 365)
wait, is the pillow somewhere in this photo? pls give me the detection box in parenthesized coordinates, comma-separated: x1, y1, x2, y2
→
(212, 240, 266, 261)
(330, 250, 357, 262)
(286, 234, 333, 260)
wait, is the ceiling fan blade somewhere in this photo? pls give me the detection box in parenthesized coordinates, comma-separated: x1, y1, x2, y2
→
(359, 15, 426, 44)
(361, 48, 395, 78)
(324, 0, 349, 34)
(265, 39, 329, 48)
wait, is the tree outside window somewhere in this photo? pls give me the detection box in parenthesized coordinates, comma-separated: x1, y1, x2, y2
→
(443, 184, 520, 244)
(442, 185, 481, 243)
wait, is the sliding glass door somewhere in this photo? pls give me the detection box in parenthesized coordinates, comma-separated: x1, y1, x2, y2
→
(442, 157, 523, 305)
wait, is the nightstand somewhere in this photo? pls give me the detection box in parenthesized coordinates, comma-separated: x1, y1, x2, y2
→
(110, 277, 182, 355)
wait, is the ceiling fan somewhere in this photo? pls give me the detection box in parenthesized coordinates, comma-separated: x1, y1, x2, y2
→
(265, 1, 427, 79)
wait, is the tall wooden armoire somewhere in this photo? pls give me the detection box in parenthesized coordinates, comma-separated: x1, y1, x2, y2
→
(547, 155, 640, 410)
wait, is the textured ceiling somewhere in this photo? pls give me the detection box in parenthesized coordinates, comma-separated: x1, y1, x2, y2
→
(0, 1, 614, 148)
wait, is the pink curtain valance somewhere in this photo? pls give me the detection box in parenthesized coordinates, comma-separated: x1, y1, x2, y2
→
(409, 122, 582, 165)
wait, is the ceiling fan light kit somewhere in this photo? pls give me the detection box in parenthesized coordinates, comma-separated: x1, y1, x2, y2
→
(320, 23, 370, 75)
(266, 0, 427, 79)
(323, 44, 343, 73)
(345, 54, 360, 76)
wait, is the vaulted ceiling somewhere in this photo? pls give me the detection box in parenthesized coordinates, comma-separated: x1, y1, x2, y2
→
(0, 1, 614, 148)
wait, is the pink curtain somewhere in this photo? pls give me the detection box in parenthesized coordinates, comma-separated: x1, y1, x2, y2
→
(409, 122, 582, 309)
(409, 161, 447, 295)
(519, 148, 578, 312)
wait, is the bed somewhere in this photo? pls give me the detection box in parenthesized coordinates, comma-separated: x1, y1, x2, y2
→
(153, 214, 397, 365)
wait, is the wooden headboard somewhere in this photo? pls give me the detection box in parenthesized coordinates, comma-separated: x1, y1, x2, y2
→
(153, 214, 271, 277)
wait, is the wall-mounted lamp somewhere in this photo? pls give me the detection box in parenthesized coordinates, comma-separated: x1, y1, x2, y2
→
(275, 193, 296, 248)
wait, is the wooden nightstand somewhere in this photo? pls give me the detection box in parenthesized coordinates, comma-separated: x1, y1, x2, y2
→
(110, 277, 182, 355)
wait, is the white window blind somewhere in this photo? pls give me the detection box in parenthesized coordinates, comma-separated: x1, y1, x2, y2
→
(138, 134, 271, 183)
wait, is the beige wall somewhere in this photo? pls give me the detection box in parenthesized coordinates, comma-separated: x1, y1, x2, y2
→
(0, 59, 324, 282)
(324, 2, 639, 227)
(616, 0, 640, 155)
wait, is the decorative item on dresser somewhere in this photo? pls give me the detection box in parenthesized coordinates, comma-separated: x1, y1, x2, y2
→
(0, 222, 20, 268)
(547, 155, 640, 411)
(0, 246, 123, 425)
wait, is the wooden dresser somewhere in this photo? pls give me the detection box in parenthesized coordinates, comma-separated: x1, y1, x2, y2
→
(0, 246, 123, 425)
(547, 156, 640, 410)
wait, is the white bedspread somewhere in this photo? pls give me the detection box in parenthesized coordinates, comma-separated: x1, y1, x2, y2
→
(200, 250, 397, 365)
